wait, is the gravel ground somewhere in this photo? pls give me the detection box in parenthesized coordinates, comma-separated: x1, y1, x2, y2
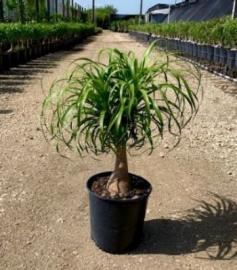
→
(0, 31, 236, 270)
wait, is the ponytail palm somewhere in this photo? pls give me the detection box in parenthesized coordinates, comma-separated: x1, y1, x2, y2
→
(42, 44, 201, 195)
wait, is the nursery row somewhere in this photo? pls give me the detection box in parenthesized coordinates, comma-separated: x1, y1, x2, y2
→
(113, 17, 237, 49)
(0, 22, 99, 71)
(129, 31, 237, 78)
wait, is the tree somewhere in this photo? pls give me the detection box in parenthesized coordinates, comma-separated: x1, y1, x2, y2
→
(66, 0, 69, 18)
(42, 44, 201, 195)
(62, 0, 65, 17)
(46, 0, 50, 20)
(35, 0, 39, 21)
(18, 0, 26, 23)
(55, 0, 58, 17)
(88, 5, 117, 28)
(0, 0, 4, 21)
(92, 0, 95, 23)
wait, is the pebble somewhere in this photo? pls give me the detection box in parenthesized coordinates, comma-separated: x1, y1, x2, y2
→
(159, 152, 165, 158)
(164, 143, 169, 149)
(56, 218, 64, 224)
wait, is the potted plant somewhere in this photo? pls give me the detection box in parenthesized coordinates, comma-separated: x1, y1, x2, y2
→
(42, 44, 201, 253)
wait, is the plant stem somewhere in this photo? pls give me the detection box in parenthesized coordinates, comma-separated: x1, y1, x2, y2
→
(107, 146, 131, 195)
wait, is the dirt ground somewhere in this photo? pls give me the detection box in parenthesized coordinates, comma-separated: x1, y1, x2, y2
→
(0, 31, 236, 270)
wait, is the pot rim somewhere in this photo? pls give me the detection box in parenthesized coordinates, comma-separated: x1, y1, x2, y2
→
(87, 171, 152, 203)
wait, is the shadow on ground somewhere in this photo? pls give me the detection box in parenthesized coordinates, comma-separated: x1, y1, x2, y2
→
(0, 109, 13, 114)
(133, 194, 237, 260)
(0, 37, 96, 95)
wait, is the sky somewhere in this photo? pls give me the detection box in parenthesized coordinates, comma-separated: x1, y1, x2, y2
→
(76, 0, 179, 14)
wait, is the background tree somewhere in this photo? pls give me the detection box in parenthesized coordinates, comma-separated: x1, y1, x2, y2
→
(0, 0, 4, 21)
(18, 0, 26, 23)
(55, 0, 58, 19)
(35, 0, 39, 21)
(92, 0, 95, 23)
(66, 0, 69, 19)
(46, 0, 50, 21)
(62, 0, 65, 17)
(87, 5, 117, 28)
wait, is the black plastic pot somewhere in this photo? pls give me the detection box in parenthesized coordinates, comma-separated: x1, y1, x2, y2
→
(192, 42, 198, 59)
(219, 47, 228, 65)
(87, 171, 152, 253)
(157, 37, 162, 48)
(206, 45, 214, 62)
(11, 51, 20, 67)
(173, 39, 179, 52)
(201, 45, 208, 60)
(187, 41, 193, 57)
(18, 49, 27, 65)
(226, 49, 236, 69)
(149, 35, 156, 44)
(183, 41, 189, 56)
(2, 53, 11, 70)
(213, 45, 220, 64)
(235, 50, 237, 70)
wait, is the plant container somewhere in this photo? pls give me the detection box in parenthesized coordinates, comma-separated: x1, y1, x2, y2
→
(181, 40, 187, 55)
(149, 34, 156, 44)
(0, 54, 3, 71)
(234, 50, 237, 71)
(206, 45, 214, 62)
(219, 47, 228, 65)
(226, 49, 236, 69)
(192, 42, 198, 58)
(143, 33, 149, 43)
(87, 171, 152, 253)
(201, 45, 208, 60)
(176, 39, 182, 54)
(2, 52, 11, 70)
(172, 38, 178, 51)
(18, 49, 27, 65)
(156, 37, 162, 48)
(184, 41, 190, 56)
(166, 38, 170, 50)
(187, 41, 193, 57)
(11, 50, 20, 67)
(213, 45, 220, 64)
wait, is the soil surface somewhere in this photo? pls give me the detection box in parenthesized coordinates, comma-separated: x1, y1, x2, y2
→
(91, 174, 151, 200)
(0, 31, 236, 270)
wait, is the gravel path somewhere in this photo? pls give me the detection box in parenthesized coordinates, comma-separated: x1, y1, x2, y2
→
(0, 31, 236, 270)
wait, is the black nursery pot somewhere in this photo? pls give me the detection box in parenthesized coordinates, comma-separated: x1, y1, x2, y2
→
(226, 49, 236, 69)
(87, 171, 152, 253)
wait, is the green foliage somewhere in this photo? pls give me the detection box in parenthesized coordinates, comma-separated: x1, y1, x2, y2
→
(0, 0, 3, 21)
(42, 43, 201, 155)
(0, 22, 96, 43)
(87, 5, 117, 28)
(125, 17, 237, 48)
(111, 20, 129, 32)
(18, 0, 26, 23)
(6, 0, 17, 10)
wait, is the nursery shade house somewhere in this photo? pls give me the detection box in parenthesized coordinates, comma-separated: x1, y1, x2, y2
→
(145, 0, 235, 23)
(0, 0, 83, 21)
